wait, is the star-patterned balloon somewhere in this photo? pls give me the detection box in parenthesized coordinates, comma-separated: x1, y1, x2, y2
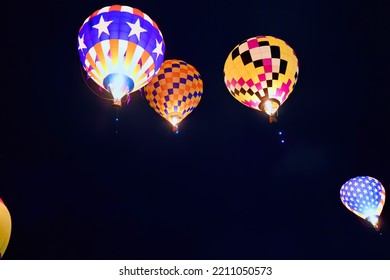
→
(78, 5, 165, 106)
(340, 176, 386, 229)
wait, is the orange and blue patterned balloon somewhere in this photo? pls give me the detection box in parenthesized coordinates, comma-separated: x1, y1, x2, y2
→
(77, 5, 165, 107)
(340, 176, 386, 230)
(224, 36, 298, 123)
(0, 198, 12, 259)
(143, 59, 203, 133)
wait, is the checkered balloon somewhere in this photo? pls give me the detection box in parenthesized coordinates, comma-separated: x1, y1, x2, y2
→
(143, 59, 203, 133)
(0, 198, 11, 259)
(340, 176, 386, 229)
(77, 5, 165, 106)
(224, 36, 298, 122)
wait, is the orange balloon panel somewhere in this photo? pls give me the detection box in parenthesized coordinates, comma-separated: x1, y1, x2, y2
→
(144, 59, 203, 131)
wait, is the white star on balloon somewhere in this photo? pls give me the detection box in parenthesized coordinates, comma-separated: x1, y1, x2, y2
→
(153, 40, 164, 59)
(127, 19, 147, 41)
(93, 16, 113, 38)
(78, 34, 87, 50)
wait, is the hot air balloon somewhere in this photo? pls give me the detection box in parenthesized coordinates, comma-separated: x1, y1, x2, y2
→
(77, 5, 165, 107)
(223, 36, 299, 123)
(143, 59, 203, 133)
(340, 176, 386, 230)
(0, 198, 11, 259)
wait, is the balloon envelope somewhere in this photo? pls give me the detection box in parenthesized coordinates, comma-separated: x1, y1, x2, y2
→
(78, 5, 165, 106)
(223, 36, 298, 122)
(143, 59, 203, 133)
(340, 176, 386, 229)
(0, 198, 12, 259)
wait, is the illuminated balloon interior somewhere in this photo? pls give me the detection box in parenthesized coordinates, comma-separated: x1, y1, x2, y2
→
(103, 74, 134, 107)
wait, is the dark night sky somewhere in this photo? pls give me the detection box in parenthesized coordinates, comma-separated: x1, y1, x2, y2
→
(1, 0, 390, 259)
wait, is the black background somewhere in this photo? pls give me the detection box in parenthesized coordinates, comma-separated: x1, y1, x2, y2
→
(1, 0, 390, 259)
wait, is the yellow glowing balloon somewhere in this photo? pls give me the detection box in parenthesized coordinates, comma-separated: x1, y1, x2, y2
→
(0, 198, 12, 259)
